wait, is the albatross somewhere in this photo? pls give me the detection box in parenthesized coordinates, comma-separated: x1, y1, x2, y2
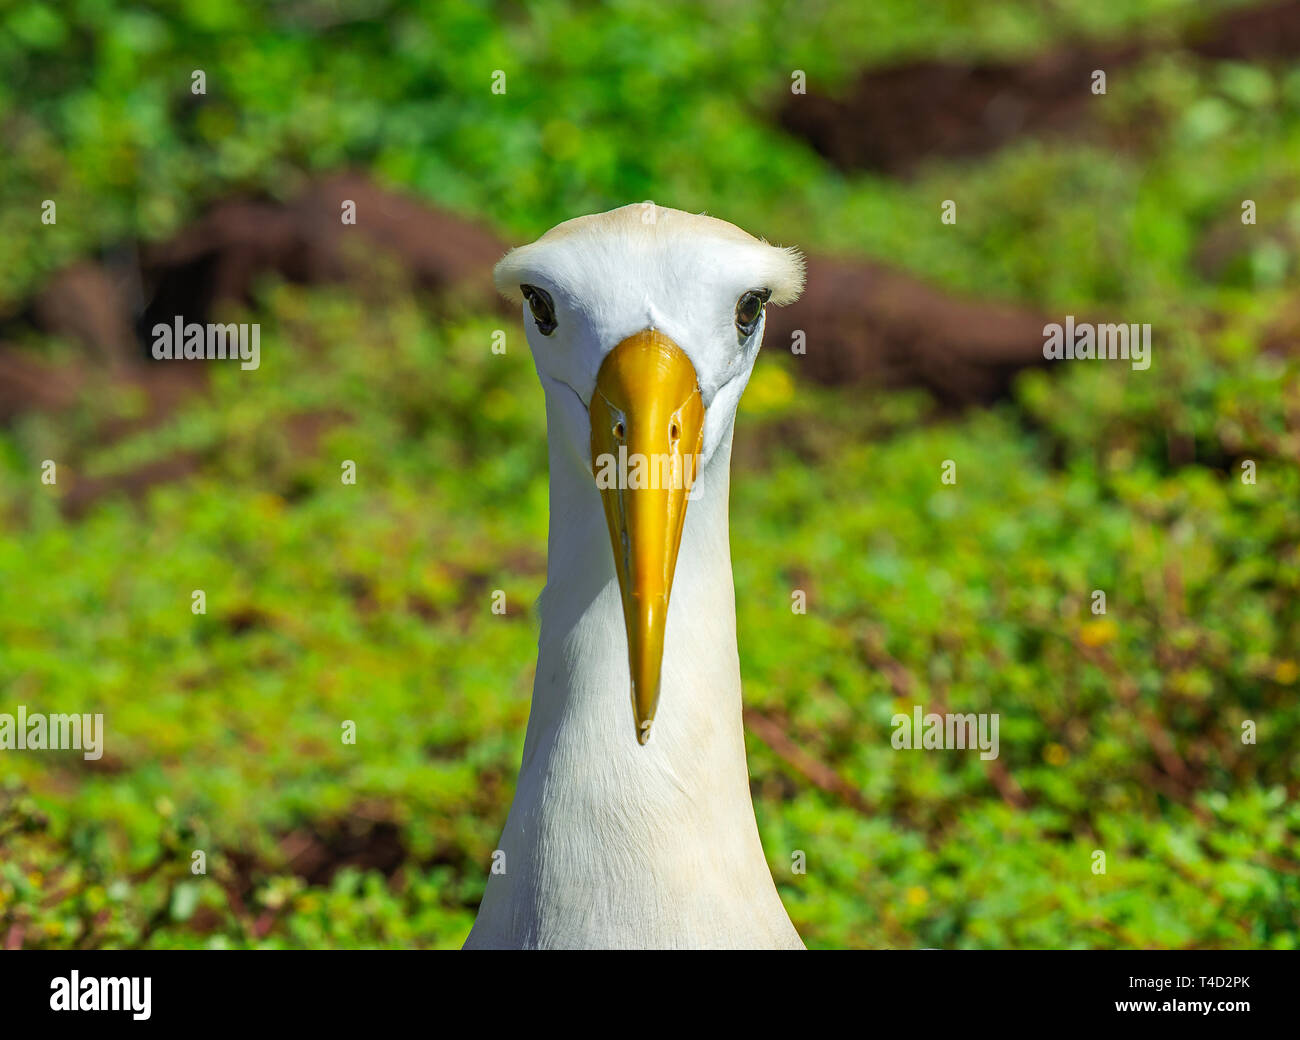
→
(465, 204, 805, 949)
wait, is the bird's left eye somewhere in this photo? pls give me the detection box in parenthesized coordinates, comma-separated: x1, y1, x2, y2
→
(734, 289, 771, 338)
(520, 284, 557, 336)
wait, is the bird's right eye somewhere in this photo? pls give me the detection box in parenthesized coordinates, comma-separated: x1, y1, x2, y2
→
(520, 284, 557, 336)
(734, 288, 771, 339)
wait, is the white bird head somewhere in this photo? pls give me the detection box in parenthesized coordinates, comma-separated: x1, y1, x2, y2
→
(494, 203, 804, 746)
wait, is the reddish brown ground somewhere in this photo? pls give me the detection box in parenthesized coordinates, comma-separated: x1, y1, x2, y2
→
(777, 1, 1300, 175)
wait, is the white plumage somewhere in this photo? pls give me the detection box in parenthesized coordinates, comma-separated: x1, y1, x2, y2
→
(466, 205, 805, 949)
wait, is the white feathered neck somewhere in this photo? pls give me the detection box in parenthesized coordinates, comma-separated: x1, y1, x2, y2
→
(465, 407, 802, 949)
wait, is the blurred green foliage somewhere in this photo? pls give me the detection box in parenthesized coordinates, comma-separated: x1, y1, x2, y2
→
(0, 0, 1297, 948)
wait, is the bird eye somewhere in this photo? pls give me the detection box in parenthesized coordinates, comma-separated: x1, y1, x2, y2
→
(520, 284, 557, 336)
(734, 289, 771, 338)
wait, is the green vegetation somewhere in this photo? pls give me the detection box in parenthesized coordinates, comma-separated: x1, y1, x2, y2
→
(1, 0, 1296, 948)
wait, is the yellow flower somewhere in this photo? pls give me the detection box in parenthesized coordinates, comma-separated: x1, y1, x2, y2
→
(1044, 742, 1070, 766)
(741, 365, 795, 415)
(482, 387, 516, 422)
(905, 885, 928, 908)
(252, 492, 286, 520)
(1275, 660, 1298, 684)
(1079, 619, 1118, 647)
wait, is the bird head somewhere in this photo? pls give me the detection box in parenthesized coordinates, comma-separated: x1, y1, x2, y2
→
(494, 203, 804, 745)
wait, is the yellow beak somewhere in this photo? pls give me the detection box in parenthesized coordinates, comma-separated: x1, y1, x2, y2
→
(589, 330, 705, 745)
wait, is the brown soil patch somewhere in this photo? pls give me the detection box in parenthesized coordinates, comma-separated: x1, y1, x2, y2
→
(137, 171, 508, 338)
(1186, 0, 1300, 60)
(279, 815, 407, 886)
(778, 1, 1300, 175)
(779, 45, 1139, 176)
(33, 263, 140, 369)
(2, 175, 510, 514)
(58, 451, 205, 519)
(0, 350, 82, 421)
(764, 254, 1051, 405)
(3, 173, 510, 425)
